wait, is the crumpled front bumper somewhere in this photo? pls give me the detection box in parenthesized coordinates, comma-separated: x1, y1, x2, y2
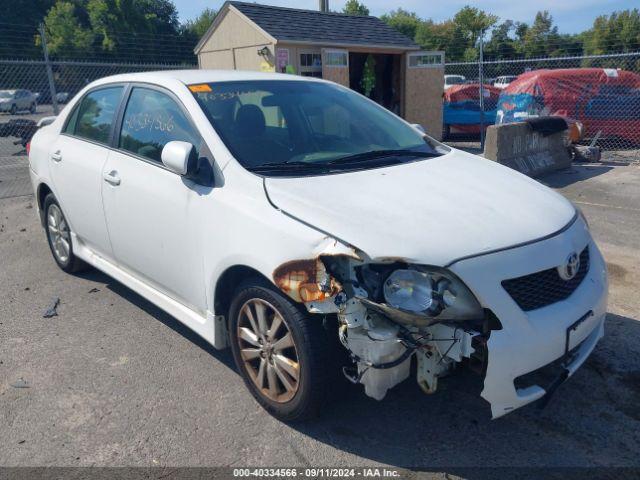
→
(449, 217, 608, 418)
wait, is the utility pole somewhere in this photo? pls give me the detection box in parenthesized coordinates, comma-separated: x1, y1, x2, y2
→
(478, 29, 486, 151)
(39, 23, 59, 115)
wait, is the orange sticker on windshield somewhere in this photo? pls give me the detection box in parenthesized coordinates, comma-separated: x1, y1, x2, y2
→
(188, 84, 212, 93)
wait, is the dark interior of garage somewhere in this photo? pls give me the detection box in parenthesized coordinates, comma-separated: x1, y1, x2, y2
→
(349, 52, 402, 115)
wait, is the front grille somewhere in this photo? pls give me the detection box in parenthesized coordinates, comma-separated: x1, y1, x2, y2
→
(502, 246, 590, 311)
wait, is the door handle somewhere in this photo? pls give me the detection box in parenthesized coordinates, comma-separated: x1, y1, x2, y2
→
(103, 170, 121, 186)
(51, 151, 62, 162)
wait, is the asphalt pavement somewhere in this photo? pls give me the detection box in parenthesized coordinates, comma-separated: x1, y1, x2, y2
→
(0, 162, 639, 474)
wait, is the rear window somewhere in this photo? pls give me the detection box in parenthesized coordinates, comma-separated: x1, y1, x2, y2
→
(67, 86, 123, 144)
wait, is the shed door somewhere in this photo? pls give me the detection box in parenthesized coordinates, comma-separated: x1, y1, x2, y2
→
(404, 51, 445, 139)
(321, 49, 349, 87)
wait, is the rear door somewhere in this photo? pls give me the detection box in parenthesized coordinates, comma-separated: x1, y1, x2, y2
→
(100, 85, 208, 313)
(48, 85, 125, 260)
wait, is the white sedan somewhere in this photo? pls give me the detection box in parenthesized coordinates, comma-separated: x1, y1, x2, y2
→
(28, 70, 608, 421)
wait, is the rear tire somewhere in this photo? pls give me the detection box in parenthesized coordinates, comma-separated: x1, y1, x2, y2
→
(228, 278, 331, 422)
(43, 193, 88, 273)
(30, 103, 36, 114)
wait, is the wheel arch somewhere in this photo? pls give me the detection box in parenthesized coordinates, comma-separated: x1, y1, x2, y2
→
(213, 264, 273, 320)
(36, 182, 54, 226)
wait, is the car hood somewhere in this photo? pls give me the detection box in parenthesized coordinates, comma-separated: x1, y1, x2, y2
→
(264, 150, 576, 266)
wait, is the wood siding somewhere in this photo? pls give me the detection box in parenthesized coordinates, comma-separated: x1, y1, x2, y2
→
(321, 49, 349, 87)
(404, 59, 444, 140)
(198, 8, 274, 71)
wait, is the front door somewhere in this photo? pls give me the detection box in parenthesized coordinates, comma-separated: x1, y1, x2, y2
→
(100, 86, 208, 313)
(49, 85, 125, 260)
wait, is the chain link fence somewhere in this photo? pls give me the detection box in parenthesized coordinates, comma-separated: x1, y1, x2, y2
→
(2, 21, 640, 198)
(0, 20, 197, 198)
(444, 51, 640, 163)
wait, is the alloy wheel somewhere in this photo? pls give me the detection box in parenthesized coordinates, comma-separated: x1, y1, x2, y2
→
(47, 204, 70, 264)
(236, 298, 300, 403)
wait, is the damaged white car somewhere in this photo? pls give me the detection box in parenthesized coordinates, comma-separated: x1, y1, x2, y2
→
(28, 71, 608, 421)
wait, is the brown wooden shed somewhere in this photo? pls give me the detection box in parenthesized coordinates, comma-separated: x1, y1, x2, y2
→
(194, 1, 444, 138)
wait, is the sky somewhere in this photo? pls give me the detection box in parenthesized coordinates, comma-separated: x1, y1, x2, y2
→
(174, 0, 640, 34)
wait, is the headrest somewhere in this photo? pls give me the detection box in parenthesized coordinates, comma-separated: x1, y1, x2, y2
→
(235, 104, 266, 137)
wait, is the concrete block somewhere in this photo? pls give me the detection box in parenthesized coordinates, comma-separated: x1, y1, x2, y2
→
(484, 122, 572, 177)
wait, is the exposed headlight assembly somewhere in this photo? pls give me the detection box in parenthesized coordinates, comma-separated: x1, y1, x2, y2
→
(358, 266, 482, 327)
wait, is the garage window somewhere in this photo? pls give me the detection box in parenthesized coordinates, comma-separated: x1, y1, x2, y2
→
(408, 52, 444, 68)
(325, 50, 348, 67)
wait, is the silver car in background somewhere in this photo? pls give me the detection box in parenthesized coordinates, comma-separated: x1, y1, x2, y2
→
(0, 89, 38, 114)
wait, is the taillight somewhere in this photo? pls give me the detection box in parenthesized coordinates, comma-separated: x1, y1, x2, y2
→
(26, 142, 30, 156)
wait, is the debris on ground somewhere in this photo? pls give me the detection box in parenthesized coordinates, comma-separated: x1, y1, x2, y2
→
(19, 228, 26, 232)
(88, 288, 100, 294)
(11, 378, 30, 388)
(42, 297, 60, 318)
(572, 145, 602, 163)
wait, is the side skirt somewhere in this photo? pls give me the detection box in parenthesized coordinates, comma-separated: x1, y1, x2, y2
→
(73, 233, 228, 350)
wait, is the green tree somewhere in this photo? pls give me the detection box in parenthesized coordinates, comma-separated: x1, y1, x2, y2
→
(485, 20, 518, 59)
(182, 7, 217, 39)
(415, 20, 466, 61)
(43, 1, 94, 57)
(450, 6, 498, 61)
(380, 8, 421, 40)
(342, 0, 369, 16)
(523, 11, 561, 58)
(583, 9, 640, 55)
(42, 0, 187, 61)
(453, 6, 498, 41)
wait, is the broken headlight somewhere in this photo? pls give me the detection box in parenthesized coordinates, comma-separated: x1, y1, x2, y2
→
(382, 267, 482, 320)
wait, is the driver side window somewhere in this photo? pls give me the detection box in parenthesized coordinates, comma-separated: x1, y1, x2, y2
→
(119, 87, 200, 163)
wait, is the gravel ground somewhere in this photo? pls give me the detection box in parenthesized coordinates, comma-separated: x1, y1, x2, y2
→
(0, 163, 639, 474)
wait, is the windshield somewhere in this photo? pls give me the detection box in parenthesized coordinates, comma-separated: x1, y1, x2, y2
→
(191, 80, 448, 175)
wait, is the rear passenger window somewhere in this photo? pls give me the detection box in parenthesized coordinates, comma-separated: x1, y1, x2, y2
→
(119, 87, 199, 163)
(71, 87, 123, 144)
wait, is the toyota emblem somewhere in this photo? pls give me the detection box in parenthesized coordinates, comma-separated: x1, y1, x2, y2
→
(558, 252, 580, 281)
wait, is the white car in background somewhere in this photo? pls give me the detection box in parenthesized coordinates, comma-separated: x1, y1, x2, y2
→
(0, 89, 37, 114)
(494, 75, 518, 89)
(444, 74, 466, 90)
(28, 70, 607, 421)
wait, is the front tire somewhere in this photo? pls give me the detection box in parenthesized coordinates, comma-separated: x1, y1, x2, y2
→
(228, 279, 331, 422)
(43, 194, 87, 273)
(9, 104, 16, 115)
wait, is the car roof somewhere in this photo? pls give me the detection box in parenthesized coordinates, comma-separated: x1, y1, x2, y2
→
(0, 89, 17, 94)
(88, 69, 324, 90)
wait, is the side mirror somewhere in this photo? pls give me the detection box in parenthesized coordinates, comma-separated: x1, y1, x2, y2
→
(412, 123, 426, 134)
(161, 141, 194, 175)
